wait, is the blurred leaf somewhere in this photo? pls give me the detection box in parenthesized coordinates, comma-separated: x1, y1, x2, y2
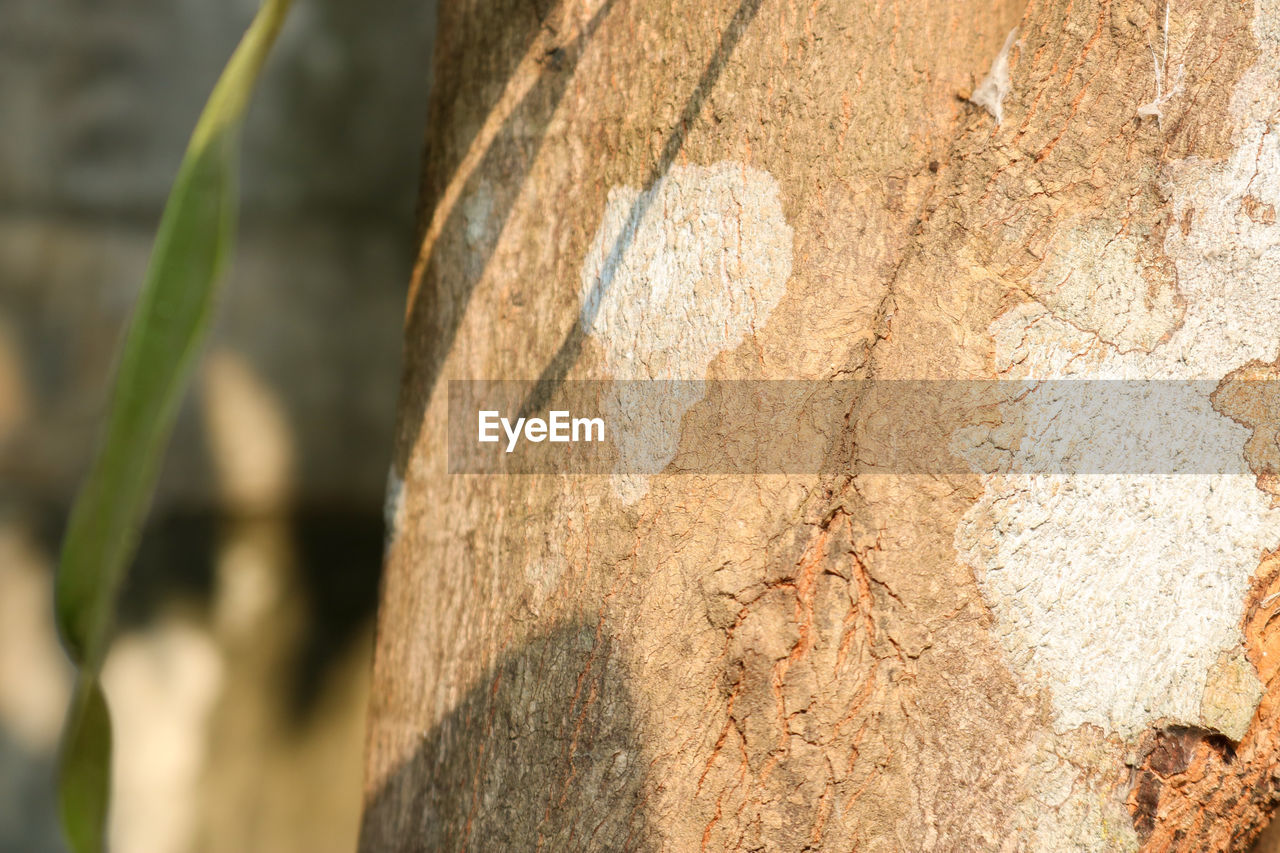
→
(52, 1, 294, 850)
(57, 680, 111, 853)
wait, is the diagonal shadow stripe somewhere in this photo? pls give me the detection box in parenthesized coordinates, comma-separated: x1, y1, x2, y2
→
(394, 0, 619, 473)
(517, 0, 766, 420)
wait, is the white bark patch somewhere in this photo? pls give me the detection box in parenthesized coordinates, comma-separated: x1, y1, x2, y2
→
(958, 473, 1272, 738)
(958, 1, 1280, 741)
(462, 181, 494, 247)
(578, 162, 794, 502)
(461, 181, 497, 280)
(384, 467, 404, 547)
(1023, 222, 1181, 352)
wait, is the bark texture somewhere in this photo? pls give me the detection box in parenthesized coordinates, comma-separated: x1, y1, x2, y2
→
(361, 0, 1280, 848)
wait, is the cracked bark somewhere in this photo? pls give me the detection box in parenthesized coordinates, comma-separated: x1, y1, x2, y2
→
(360, 0, 1280, 849)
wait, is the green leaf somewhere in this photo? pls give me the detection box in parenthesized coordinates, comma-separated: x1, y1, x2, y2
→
(57, 680, 112, 853)
(52, 1, 293, 850)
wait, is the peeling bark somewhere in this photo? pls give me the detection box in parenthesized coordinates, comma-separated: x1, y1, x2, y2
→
(361, 0, 1280, 849)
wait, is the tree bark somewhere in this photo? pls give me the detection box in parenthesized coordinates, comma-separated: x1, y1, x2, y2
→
(359, 0, 1280, 849)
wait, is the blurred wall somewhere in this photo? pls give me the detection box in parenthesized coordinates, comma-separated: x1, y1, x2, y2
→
(0, 0, 435, 850)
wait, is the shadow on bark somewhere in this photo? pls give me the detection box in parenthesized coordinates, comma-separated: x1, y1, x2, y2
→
(358, 621, 654, 851)
(519, 0, 764, 419)
(395, 0, 765, 468)
(394, 0, 620, 473)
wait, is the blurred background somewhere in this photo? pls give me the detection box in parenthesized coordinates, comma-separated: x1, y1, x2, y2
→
(0, 0, 435, 850)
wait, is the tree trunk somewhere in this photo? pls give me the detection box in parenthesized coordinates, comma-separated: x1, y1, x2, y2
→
(359, 0, 1280, 848)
